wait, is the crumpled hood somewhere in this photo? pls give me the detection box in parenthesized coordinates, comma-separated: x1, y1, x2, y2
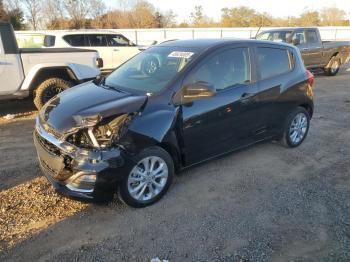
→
(40, 81, 147, 134)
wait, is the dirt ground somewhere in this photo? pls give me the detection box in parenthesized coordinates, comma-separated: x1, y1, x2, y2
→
(0, 66, 350, 262)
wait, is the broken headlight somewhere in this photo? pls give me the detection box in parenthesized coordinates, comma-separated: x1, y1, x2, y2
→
(73, 114, 102, 128)
(67, 114, 133, 149)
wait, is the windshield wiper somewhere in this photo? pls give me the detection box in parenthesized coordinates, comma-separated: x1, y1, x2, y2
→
(94, 75, 127, 93)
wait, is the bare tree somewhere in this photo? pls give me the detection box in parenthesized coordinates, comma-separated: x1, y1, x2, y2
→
(320, 7, 346, 26)
(118, 0, 137, 12)
(64, 0, 90, 28)
(21, 0, 42, 29)
(43, 0, 66, 29)
(89, 0, 106, 28)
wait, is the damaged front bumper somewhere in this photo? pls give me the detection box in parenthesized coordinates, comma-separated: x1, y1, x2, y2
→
(33, 117, 127, 201)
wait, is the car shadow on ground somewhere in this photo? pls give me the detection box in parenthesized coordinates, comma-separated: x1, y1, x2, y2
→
(0, 98, 36, 118)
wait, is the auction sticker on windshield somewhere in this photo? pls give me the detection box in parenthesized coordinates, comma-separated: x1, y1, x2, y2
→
(168, 51, 194, 59)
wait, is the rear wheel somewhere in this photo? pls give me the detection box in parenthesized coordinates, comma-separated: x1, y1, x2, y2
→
(281, 107, 310, 148)
(118, 147, 174, 208)
(34, 78, 72, 109)
(324, 57, 340, 76)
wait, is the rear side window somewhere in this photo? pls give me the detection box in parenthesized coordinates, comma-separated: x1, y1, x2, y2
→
(63, 34, 87, 46)
(43, 35, 55, 47)
(88, 34, 107, 47)
(258, 47, 292, 80)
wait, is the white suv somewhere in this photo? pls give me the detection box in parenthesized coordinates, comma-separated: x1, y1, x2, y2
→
(16, 31, 142, 73)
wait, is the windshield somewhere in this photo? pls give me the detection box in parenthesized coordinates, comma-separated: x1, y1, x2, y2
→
(105, 46, 199, 94)
(257, 31, 292, 43)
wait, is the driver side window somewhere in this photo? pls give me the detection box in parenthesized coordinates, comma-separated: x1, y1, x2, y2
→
(184, 47, 251, 92)
(292, 31, 306, 45)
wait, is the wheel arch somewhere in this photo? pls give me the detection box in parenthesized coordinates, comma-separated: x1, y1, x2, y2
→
(24, 66, 79, 95)
(299, 103, 313, 118)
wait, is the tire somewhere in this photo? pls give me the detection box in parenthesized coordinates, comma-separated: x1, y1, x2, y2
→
(118, 146, 174, 208)
(281, 107, 310, 148)
(33, 78, 72, 109)
(324, 57, 340, 76)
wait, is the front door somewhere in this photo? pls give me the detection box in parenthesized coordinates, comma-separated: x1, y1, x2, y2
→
(106, 34, 140, 68)
(292, 29, 321, 67)
(179, 46, 262, 165)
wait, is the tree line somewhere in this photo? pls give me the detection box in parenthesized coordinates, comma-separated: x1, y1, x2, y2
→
(1, 0, 349, 30)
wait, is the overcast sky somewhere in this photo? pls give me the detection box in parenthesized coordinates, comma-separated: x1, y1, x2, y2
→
(104, 0, 350, 22)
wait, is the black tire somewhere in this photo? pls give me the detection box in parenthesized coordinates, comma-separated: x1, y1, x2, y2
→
(118, 146, 174, 208)
(324, 57, 340, 76)
(281, 107, 310, 148)
(34, 78, 72, 109)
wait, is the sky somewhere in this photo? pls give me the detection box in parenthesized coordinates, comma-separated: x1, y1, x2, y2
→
(104, 0, 350, 22)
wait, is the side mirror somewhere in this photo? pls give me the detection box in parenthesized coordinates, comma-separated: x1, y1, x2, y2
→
(129, 40, 135, 46)
(150, 40, 158, 45)
(292, 38, 300, 46)
(179, 81, 216, 104)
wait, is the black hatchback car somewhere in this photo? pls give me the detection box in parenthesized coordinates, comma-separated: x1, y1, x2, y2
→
(34, 39, 314, 207)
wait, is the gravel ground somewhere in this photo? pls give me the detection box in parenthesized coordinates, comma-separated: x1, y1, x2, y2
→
(0, 66, 350, 262)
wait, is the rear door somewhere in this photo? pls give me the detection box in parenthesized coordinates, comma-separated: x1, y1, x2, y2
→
(255, 45, 295, 135)
(0, 23, 24, 95)
(106, 34, 140, 68)
(180, 45, 262, 165)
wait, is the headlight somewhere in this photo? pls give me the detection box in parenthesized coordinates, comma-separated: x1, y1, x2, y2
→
(92, 114, 131, 148)
(67, 114, 133, 149)
(73, 114, 102, 127)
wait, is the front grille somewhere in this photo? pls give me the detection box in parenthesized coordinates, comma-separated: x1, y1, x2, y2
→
(35, 130, 61, 156)
(40, 158, 59, 177)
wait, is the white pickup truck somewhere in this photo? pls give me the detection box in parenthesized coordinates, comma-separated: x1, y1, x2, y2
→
(0, 22, 102, 109)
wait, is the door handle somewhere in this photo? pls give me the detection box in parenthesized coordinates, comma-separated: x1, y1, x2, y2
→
(240, 93, 255, 104)
(302, 48, 309, 51)
(113, 49, 119, 51)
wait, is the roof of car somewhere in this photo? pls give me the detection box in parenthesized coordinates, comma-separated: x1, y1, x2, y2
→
(258, 27, 318, 33)
(15, 30, 122, 36)
(157, 38, 294, 50)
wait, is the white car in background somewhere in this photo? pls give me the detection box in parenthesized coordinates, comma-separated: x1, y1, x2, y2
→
(16, 31, 142, 73)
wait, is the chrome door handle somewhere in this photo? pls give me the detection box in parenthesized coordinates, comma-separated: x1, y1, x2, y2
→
(302, 48, 309, 51)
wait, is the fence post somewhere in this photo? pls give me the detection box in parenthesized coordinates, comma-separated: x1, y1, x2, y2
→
(192, 29, 195, 39)
(135, 30, 138, 45)
(164, 29, 167, 40)
(335, 28, 338, 40)
(220, 29, 223, 38)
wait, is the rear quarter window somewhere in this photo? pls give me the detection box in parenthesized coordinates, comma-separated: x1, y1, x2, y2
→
(257, 47, 293, 80)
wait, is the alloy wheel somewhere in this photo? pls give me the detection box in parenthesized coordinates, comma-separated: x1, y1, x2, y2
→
(289, 112, 308, 145)
(127, 156, 168, 201)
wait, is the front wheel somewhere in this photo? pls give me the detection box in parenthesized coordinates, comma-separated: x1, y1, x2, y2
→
(324, 57, 340, 76)
(34, 78, 72, 109)
(118, 147, 174, 208)
(281, 107, 310, 148)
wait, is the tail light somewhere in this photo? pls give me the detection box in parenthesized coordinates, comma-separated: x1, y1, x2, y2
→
(306, 70, 314, 87)
(96, 58, 103, 68)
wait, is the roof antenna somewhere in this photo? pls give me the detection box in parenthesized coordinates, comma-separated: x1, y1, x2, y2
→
(254, 26, 262, 39)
